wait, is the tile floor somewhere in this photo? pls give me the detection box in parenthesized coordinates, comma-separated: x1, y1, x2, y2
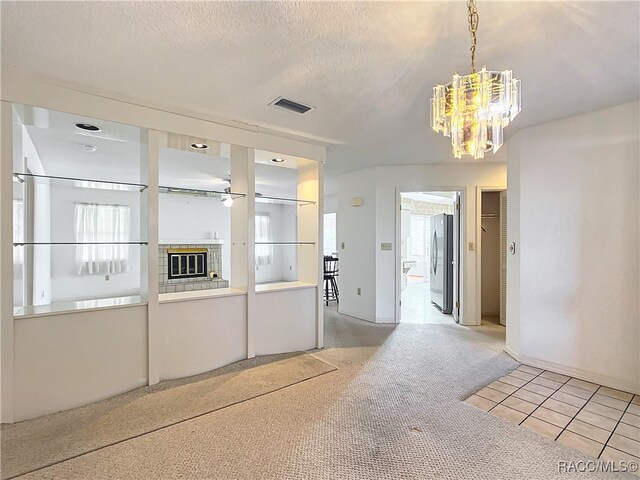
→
(400, 281, 456, 324)
(466, 364, 640, 474)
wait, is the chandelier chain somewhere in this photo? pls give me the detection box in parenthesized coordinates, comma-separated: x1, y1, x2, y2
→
(467, 0, 479, 73)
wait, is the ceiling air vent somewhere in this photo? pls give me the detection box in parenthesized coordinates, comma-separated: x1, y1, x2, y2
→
(269, 97, 315, 115)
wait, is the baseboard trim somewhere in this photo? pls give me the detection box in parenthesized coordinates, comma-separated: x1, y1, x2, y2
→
(504, 349, 639, 395)
(375, 317, 396, 324)
(337, 309, 376, 324)
(503, 345, 519, 361)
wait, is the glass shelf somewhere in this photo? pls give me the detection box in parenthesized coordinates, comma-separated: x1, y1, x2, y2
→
(159, 185, 246, 199)
(13, 172, 148, 192)
(255, 195, 315, 206)
(255, 241, 315, 245)
(13, 242, 148, 246)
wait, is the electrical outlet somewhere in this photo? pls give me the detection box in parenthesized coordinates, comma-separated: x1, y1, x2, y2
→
(105, 274, 110, 281)
(357, 288, 361, 295)
(341, 242, 345, 249)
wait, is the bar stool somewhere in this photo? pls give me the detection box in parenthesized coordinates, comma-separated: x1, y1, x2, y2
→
(323, 256, 339, 306)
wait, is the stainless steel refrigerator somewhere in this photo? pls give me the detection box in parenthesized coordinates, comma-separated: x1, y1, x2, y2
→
(430, 213, 453, 314)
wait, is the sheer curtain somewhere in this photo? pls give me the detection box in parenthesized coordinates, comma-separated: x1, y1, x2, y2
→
(74, 203, 131, 275)
(255, 213, 273, 265)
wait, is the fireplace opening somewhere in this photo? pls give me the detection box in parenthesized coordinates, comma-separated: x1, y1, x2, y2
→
(167, 248, 208, 280)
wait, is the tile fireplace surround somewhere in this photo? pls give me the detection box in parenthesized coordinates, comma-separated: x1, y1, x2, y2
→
(158, 242, 229, 294)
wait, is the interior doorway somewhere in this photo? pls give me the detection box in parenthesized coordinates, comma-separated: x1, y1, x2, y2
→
(479, 189, 507, 328)
(399, 191, 461, 324)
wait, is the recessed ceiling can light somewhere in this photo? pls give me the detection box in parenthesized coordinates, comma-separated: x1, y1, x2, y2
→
(83, 144, 97, 152)
(75, 123, 101, 132)
(271, 157, 285, 163)
(190, 143, 209, 150)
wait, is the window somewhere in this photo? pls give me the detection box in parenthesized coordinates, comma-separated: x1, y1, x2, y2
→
(255, 213, 273, 265)
(323, 212, 337, 256)
(74, 203, 131, 275)
(13, 200, 24, 264)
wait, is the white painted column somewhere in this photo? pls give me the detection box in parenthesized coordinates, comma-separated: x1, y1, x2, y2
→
(1, 101, 15, 422)
(297, 158, 323, 348)
(316, 161, 325, 348)
(230, 145, 255, 358)
(141, 130, 160, 385)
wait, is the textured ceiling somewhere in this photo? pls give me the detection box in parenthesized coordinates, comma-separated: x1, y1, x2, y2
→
(2, 1, 639, 188)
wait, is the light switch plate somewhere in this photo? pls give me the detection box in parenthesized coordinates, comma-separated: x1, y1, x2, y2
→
(381, 242, 392, 251)
(468, 242, 475, 251)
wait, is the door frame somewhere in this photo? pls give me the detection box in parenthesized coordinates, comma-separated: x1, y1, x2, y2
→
(475, 186, 507, 326)
(395, 186, 466, 324)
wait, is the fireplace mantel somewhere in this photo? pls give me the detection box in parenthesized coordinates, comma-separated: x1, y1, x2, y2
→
(159, 238, 224, 245)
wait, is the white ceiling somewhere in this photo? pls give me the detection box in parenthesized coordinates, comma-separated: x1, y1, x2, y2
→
(2, 1, 639, 189)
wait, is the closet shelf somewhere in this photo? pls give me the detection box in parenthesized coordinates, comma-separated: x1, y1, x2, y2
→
(159, 186, 246, 199)
(13, 172, 148, 191)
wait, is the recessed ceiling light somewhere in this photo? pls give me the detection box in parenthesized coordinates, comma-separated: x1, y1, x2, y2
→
(271, 157, 285, 163)
(75, 123, 101, 132)
(190, 143, 209, 150)
(83, 144, 97, 152)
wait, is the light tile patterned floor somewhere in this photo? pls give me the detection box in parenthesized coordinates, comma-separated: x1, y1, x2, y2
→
(466, 365, 640, 475)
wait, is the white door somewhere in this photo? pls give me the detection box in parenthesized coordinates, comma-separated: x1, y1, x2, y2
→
(452, 192, 461, 323)
(499, 191, 507, 326)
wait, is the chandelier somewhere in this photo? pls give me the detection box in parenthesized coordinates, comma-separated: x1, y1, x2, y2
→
(430, 0, 521, 159)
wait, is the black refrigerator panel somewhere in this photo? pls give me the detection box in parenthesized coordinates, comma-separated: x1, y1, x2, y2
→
(430, 214, 453, 314)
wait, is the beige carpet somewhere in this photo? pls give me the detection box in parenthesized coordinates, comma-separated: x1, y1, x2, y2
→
(4, 308, 630, 479)
(0, 352, 336, 479)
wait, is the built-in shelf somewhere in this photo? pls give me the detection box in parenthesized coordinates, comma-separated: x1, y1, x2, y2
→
(158, 287, 247, 304)
(13, 242, 148, 246)
(255, 241, 315, 245)
(255, 281, 317, 294)
(159, 185, 246, 199)
(255, 195, 315, 206)
(14, 295, 146, 318)
(13, 172, 147, 192)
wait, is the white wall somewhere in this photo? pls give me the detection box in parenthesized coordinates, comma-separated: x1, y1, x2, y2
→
(324, 194, 337, 213)
(158, 295, 246, 380)
(481, 192, 500, 315)
(49, 185, 141, 302)
(159, 193, 231, 281)
(337, 163, 506, 324)
(337, 168, 377, 321)
(13, 305, 148, 420)
(506, 101, 640, 393)
(335, 163, 504, 325)
(254, 287, 317, 355)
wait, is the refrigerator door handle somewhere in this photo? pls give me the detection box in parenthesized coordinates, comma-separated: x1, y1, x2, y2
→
(431, 230, 438, 275)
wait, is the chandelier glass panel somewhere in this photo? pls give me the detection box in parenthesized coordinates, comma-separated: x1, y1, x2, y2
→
(430, 0, 521, 159)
